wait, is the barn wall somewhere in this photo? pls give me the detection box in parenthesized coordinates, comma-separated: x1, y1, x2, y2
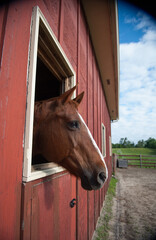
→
(0, 0, 112, 239)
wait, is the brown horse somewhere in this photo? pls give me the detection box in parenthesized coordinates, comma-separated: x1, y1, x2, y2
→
(33, 86, 108, 190)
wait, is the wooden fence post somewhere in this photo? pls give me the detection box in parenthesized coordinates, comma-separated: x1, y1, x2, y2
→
(140, 155, 142, 168)
(112, 154, 117, 175)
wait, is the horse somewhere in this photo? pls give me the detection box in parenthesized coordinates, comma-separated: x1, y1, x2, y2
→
(33, 86, 108, 190)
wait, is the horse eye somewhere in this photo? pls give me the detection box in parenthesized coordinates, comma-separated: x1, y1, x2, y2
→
(68, 121, 80, 130)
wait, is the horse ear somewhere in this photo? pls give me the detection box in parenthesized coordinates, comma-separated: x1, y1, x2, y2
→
(73, 91, 84, 105)
(60, 86, 77, 104)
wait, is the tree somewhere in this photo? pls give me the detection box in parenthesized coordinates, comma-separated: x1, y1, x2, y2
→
(145, 138, 156, 149)
(136, 140, 146, 148)
(119, 138, 125, 147)
(112, 137, 156, 149)
(118, 137, 135, 148)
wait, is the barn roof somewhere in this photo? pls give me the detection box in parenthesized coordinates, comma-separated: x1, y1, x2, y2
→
(81, 0, 119, 120)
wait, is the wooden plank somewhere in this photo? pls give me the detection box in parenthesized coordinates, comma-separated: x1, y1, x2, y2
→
(125, 158, 156, 161)
(93, 61, 100, 226)
(77, 2, 88, 239)
(58, 174, 77, 240)
(118, 155, 140, 157)
(70, 176, 77, 239)
(42, 0, 60, 39)
(0, 5, 8, 66)
(21, 183, 32, 240)
(123, 158, 140, 161)
(77, 180, 88, 240)
(118, 154, 156, 158)
(142, 155, 156, 158)
(88, 191, 95, 239)
(142, 158, 156, 161)
(142, 161, 156, 163)
(60, 0, 78, 69)
(87, 25, 95, 240)
(142, 162, 156, 165)
(97, 73, 102, 213)
(129, 165, 141, 167)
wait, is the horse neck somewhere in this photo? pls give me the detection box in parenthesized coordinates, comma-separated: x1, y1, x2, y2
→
(33, 102, 47, 155)
(33, 99, 57, 156)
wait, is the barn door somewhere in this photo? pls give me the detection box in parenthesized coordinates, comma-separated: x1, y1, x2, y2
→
(32, 174, 76, 240)
(21, 172, 77, 240)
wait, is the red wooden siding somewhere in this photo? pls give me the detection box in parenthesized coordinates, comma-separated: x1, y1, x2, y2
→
(87, 37, 95, 240)
(0, 2, 32, 239)
(0, 0, 113, 239)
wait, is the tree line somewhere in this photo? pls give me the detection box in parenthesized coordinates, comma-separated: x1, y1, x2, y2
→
(112, 137, 156, 149)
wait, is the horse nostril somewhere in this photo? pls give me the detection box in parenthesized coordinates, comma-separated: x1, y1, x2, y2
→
(98, 172, 106, 184)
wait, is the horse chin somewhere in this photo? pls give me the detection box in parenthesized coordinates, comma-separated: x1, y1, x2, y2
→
(80, 176, 104, 191)
(81, 181, 93, 191)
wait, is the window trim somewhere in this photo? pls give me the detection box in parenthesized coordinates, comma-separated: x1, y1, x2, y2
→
(23, 6, 76, 182)
(109, 136, 112, 156)
(101, 123, 106, 158)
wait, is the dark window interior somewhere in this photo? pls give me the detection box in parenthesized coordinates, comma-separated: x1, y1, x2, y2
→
(32, 57, 62, 165)
(35, 57, 61, 101)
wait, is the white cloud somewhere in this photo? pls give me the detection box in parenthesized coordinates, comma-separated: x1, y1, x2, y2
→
(125, 11, 156, 32)
(135, 12, 155, 30)
(141, 30, 156, 42)
(112, 12, 156, 143)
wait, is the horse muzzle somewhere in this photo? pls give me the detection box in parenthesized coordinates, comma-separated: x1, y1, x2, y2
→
(80, 169, 107, 191)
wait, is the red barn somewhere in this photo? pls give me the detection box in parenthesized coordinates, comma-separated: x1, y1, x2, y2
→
(0, 0, 119, 239)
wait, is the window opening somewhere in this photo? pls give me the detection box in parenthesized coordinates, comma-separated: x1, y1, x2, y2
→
(32, 57, 62, 165)
(23, 7, 76, 182)
(35, 57, 61, 101)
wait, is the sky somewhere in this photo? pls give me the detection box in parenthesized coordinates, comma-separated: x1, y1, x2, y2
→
(111, 0, 156, 144)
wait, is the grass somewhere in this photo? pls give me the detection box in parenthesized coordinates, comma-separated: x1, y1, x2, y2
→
(112, 148, 156, 155)
(94, 177, 118, 240)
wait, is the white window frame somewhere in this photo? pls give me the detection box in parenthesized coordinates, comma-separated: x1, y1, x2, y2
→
(23, 6, 76, 182)
(101, 123, 106, 157)
(109, 136, 112, 156)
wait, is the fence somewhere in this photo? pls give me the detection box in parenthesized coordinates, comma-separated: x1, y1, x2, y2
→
(116, 154, 156, 168)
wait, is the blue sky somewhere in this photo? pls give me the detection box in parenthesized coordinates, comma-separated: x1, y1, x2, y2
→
(118, 1, 143, 43)
(111, 0, 156, 143)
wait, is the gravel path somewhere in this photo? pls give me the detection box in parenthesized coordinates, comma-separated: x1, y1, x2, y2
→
(109, 168, 156, 240)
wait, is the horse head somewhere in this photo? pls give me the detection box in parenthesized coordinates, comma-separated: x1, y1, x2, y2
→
(33, 86, 108, 190)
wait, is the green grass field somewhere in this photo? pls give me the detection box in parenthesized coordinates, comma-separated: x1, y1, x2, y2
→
(112, 148, 156, 155)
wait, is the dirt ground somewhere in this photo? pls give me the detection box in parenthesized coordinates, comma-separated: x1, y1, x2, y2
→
(109, 168, 156, 240)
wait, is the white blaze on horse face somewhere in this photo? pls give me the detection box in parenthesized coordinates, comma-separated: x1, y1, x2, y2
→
(78, 112, 108, 181)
